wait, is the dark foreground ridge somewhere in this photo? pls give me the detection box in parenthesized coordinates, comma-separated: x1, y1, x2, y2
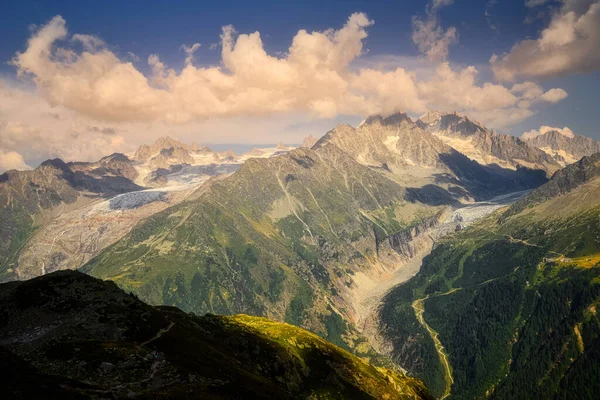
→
(0, 271, 432, 399)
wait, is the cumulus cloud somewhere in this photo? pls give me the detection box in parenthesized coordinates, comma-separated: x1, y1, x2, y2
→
(6, 12, 568, 145)
(0, 81, 135, 167)
(510, 81, 568, 103)
(492, 0, 600, 80)
(522, 125, 576, 139)
(0, 150, 32, 173)
(412, 0, 458, 62)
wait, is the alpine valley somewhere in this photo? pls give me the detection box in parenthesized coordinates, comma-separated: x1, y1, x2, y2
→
(2, 111, 600, 399)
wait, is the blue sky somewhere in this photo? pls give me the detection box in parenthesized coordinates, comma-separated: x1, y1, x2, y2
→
(1, 0, 550, 72)
(0, 0, 599, 168)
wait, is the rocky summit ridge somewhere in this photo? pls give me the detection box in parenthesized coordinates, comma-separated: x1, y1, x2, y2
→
(524, 129, 600, 166)
(417, 110, 561, 176)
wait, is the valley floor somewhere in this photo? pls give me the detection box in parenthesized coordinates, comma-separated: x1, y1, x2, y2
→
(354, 190, 531, 356)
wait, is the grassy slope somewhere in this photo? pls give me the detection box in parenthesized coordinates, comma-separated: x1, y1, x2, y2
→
(0, 270, 433, 399)
(82, 145, 440, 357)
(380, 177, 600, 399)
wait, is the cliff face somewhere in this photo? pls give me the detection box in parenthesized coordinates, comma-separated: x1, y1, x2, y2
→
(387, 215, 442, 259)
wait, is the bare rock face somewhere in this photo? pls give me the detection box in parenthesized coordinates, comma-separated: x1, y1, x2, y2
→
(133, 136, 190, 162)
(524, 129, 600, 166)
(315, 112, 548, 200)
(148, 147, 195, 170)
(316, 113, 451, 170)
(417, 111, 561, 176)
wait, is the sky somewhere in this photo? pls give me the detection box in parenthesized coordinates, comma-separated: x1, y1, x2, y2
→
(0, 0, 599, 171)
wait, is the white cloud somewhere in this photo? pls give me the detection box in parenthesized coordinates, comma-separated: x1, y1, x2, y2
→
(0, 81, 135, 166)
(0, 150, 32, 173)
(1, 12, 570, 165)
(522, 125, 576, 139)
(412, 0, 458, 62)
(510, 81, 568, 103)
(431, 0, 455, 12)
(540, 87, 569, 102)
(525, 0, 554, 7)
(412, 16, 458, 62)
(492, 1, 600, 80)
(180, 43, 201, 65)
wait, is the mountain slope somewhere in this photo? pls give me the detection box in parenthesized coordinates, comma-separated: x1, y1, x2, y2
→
(318, 113, 549, 199)
(505, 152, 600, 218)
(0, 158, 142, 281)
(82, 113, 555, 358)
(378, 154, 600, 399)
(83, 143, 443, 354)
(417, 111, 561, 176)
(0, 270, 432, 400)
(68, 153, 140, 181)
(524, 129, 600, 166)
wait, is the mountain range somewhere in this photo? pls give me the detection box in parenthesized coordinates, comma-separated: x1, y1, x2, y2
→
(1, 110, 600, 398)
(523, 128, 600, 166)
(417, 111, 561, 176)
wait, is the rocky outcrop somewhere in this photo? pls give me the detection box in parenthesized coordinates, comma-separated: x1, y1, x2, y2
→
(387, 214, 444, 258)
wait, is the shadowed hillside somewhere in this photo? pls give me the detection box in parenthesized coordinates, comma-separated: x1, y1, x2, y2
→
(0, 271, 432, 400)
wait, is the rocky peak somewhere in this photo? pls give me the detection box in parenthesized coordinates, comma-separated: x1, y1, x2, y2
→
(417, 110, 445, 125)
(154, 136, 188, 150)
(364, 112, 415, 127)
(300, 135, 319, 148)
(39, 158, 70, 172)
(148, 146, 194, 170)
(133, 136, 189, 162)
(418, 111, 485, 137)
(100, 153, 130, 163)
(190, 141, 203, 151)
